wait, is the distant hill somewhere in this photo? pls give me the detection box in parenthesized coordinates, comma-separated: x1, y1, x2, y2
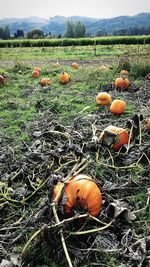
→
(0, 13, 150, 36)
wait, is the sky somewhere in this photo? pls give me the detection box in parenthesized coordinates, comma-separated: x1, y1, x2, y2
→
(0, 0, 150, 19)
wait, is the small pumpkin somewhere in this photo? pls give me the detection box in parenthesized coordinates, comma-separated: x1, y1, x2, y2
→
(53, 174, 102, 217)
(146, 118, 150, 130)
(59, 72, 70, 84)
(32, 70, 40, 78)
(71, 62, 78, 69)
(96, 92, 112, 106)
(39, 78, 52, 86)
(110, 99, 126, 115)
(33, 67, 41, 74)
(99, 125, 129, 151)
(0, 75, 6, 85)
(114, 77, 130, 89)
(120, 70, 129, 76)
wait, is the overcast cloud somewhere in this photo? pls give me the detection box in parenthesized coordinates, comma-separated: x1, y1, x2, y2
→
(0, 0, 150, 19)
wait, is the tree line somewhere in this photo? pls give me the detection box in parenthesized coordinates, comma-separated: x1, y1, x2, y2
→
(0, 22, 150, 40)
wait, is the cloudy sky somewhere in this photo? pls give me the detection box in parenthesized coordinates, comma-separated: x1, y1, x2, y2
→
(1, 0, 150, 19)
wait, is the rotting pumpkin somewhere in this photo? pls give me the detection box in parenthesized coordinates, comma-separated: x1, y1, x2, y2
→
(96, 92, 112, 106)
(99, 125, 129, 151)
(39, 78, 52, 86)
(53, 174, 102, 217)
(110, 99, 126, 115)
(59, 72, 71, 84)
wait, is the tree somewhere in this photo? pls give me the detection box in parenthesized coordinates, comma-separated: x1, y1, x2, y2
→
(27, 29, 44, 39)
(65, 21, 74, 38)
(14, 29, 24, 38)
(0, 26, 10, 39)
(74, 21, 86, 38)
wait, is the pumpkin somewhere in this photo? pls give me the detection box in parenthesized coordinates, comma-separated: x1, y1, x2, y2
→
(33, 67, 41, 74)
(53, 174, 102, 217)
(120, 70, 129, 76)
(96, 92, 112, 106)
(59, 72, 70, 84)
(32, 70, 40, 78)
(99, 125, 129, 151)
(110, 99, 126, 115)
(71, 62, 78, 69)
(114, 77, 130, 89)
(39, 78, 52, 86)
(146, 118, 150, 130)
(0, 75, 6, 85)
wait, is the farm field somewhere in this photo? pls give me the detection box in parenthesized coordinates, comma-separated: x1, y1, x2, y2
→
(0, 43, 150, 267)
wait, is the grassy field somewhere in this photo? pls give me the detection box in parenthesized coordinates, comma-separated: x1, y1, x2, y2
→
(0, 44, 150, 267)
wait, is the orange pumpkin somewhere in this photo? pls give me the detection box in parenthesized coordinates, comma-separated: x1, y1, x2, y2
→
(0, 75, 6, 85)
(71, 62, 78, 69)
(96, 92, 112, 106)
(99, 125, 129, 151)
(39, 78, 52, 86)
(59, 72, 70, 84)
(120, 70, 129, 76)
(110, 99, 126, 115)
(53, 174, 102, 217)
(146, 118, 150, 130)
(32, 70, 40, 78)
(33, 67, 41, 74)
(114, 77, 130, 89)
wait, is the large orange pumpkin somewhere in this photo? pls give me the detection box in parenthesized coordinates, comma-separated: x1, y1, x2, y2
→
(32, 70, 40, 78)
(114, 77, 129, 89)
(110, 99, 126, 115)
(33, 67, 41, 74)
(99, 125, 129, 151)
(0, 75, 6, 85)
(39, 78, 52, 86)
(53, 174, 102, 217)
(96, 92, 112, 106)
(59, 72, 70, 84)
(71, 62, 78, 69)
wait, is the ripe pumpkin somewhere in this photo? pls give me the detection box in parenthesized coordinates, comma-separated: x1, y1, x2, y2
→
(114, 77, 130, 89)
(146, 118, 150, 130)
(59, 72, 70, 84)
(39, 78, 52, 86)
(32, 70, 40, 78)
(99, 125, 129, 151)
(33, 67, 41, 74)
(53, 174, 102, 217)
(96, 92, 112, 106)
(0, 75, 6, 85)
(71, 62, 78, 69)
(120, 70, 129, 76)
(110, 99, 126, 115)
